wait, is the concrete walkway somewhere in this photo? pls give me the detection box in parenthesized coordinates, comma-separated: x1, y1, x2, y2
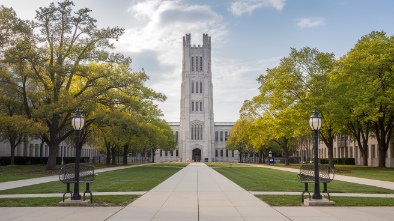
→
(0, 163, 393, 221)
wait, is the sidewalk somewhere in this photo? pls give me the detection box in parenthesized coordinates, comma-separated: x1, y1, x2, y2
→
(0, 163, 393, 221)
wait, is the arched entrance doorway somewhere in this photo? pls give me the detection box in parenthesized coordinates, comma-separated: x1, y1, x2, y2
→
(192, 148, 201, 162)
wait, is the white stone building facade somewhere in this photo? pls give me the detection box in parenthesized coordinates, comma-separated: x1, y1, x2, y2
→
(155, 34, 237, 162)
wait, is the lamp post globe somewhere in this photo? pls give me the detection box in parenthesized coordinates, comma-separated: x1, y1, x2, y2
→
(309, 109, 322, 199)
(71, 109, 84, 200)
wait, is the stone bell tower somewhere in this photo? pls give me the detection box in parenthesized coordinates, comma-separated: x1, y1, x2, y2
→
(178, 34, 215, 162)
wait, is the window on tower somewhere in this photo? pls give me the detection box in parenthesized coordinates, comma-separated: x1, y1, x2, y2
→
(200, 56, 203, 71)
(200, 82, 203, 93)
(200, 101, 202, 111)
(215, 131, 218, 141)
(196, 102, 198, 111)
(192, 101, 194, 111)
(196, 57, 198, 72)
(196, 82, 199, 93)
(192, 81, 194, 93)
(191, 57, 194, 71)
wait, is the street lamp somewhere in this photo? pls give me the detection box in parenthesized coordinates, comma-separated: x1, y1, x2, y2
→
(71, 109, 84, 200)
(309, 109, 322, 199)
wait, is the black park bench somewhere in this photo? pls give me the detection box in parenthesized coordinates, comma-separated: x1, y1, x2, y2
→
(297, 164, 335, 202)
(59, 163, 96, 203)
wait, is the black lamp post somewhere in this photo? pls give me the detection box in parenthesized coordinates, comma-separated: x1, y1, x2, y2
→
(309, 109, 322, 199)
(71, 109, 84, 200)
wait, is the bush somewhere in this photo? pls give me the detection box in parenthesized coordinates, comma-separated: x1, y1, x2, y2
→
(0, 156, 90, 165)
(319, 158, 355, 165)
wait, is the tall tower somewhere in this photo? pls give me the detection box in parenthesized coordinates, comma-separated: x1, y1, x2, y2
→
(179, 34, 214, 162)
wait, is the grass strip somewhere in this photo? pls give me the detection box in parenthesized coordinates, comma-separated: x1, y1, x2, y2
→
(0, 163, 146, 183)
(263, 164, 394, 182)
(0, 195, 139, 207)
(213, 167, 394, 194)
(257, 195, 394, 207)
(0, 166, 182, 194)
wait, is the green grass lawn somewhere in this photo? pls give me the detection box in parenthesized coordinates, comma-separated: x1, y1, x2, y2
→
(334, 165, 394, 182)
(0, 165, 185, 207)
(267, 163, 394, 182)
(214, 166, 394, 206)
(0, 195, 139, 207)
(0, 163, 146, 183)
(0, 166, 183, 194)
(213, 167, 394, 194)
(257, 195, 394, 207)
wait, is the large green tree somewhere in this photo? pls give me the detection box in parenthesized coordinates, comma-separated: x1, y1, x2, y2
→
(241, 47, 337, 167)
(0, 1, 165, 170)
(333, 31, 394, 167)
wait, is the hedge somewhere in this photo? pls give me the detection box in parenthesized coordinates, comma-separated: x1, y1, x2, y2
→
(0, 156, 90, 166)
(319, 158, 355, 165)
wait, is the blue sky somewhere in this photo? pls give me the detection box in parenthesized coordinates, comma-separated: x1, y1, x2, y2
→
(2, 0, 394, 122)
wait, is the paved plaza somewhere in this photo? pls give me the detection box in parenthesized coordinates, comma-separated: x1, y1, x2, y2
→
(0, 163, 393, 220)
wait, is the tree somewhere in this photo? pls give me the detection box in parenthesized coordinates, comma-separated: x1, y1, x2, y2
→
(0, 115, 45, 165)
(333, 31, 394, 167)
(226, 119, 252, 163)
(0, 2, 165, 170)
(239, 47, 336, 166)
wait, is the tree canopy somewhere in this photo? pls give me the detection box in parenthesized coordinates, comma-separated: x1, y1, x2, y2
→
(0, 1, 173, 169)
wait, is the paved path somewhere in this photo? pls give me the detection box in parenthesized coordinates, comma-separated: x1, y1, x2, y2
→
(0, 163, 393, 221)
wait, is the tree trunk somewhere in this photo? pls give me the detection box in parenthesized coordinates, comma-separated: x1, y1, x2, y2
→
(10, 144, 16, 165)
(46, 146, 59, 170)
(105, 142, 111, 164)
(378, 144, 387, 168)
(151, 148, 155, 163)
(123, 144, 128, 165)
(111, 148, 116, 165)
(258, 149, 263, 164)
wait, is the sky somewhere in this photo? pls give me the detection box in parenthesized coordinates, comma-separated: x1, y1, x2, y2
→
(2, 0, 394, 122)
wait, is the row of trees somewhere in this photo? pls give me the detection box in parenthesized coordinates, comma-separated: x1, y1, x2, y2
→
(0, 1, 176, 170)
(226, 31, 394, 168)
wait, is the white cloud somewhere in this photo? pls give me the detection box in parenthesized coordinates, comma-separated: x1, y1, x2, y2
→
(297, 17, 326, 28)
(229, 0, 286, 16)
(114, 0, 228, 121)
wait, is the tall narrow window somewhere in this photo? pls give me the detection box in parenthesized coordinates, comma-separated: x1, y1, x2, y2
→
(196, 102, 198, 111)
(200, 126, 203, 140)
(200, 82, 203, 93)
(225, 131, 228, 141)
(200, 56, 203, 71)
(215, 131, 218, 141)
(220, 131, 223, 142)
(192, 101, 194, 111)
(215, 150, 218, 157)
(191, 57, 194, 71)
(196, 57, 198, 72)
(232, 150, 234, 157)
(191, 127, 193, 140)
(196, 82, 199, 93)
(176, 131, 179, 141)
(200, 101, 202, 111)
(192, 81, 194, 93)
